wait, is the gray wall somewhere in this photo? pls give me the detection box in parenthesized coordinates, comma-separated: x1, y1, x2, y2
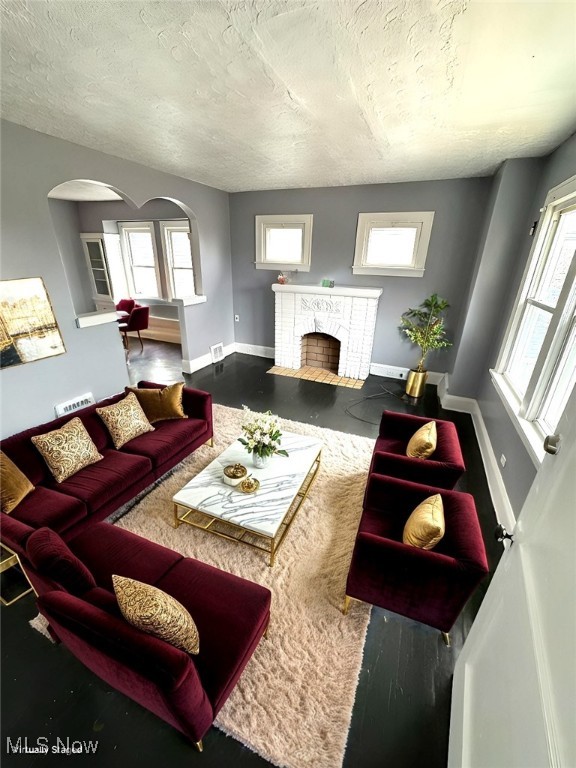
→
(229, 178, 492, 371)
(48, 198, 94, 315)
(0, 120, 233, 437)
(454, 133, 576, 515)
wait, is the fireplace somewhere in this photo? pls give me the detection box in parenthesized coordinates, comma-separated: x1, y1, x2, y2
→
(301, 332, 340, 372)
(272, 284, 382, 380)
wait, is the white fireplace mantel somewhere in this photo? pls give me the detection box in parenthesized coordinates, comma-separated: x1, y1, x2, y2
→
(272, 283, 382, 380)
(272, 284, 382, 299)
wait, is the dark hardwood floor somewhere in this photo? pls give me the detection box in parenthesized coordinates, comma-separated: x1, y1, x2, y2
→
(1, 340, 502, 768)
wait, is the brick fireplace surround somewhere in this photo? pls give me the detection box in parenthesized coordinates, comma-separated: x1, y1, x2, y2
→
(272, 284, 383, 380)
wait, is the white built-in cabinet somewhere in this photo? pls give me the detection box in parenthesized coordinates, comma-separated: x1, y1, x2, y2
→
(80, 233, 114, 309)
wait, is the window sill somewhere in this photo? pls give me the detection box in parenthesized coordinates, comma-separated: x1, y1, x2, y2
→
(76, 311, 118, 328)
(255, 263, 310, 272)
(352, 266, 425, 277)
(180, 295, 207, 306)
(489, 370, 545, 468)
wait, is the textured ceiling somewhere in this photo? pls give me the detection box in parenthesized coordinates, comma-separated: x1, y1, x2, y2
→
(1, 0, 575, 193)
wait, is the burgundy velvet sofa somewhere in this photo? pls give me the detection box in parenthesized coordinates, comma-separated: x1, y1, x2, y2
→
(370, 410, 466, 490)
(0, 381, 212, 555)
(20, 522, 271, 749)
(345, 474, 489, 634)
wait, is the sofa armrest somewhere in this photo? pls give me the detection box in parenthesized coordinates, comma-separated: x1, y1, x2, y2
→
(364, 473, 444, 517)
(370, 451, 464, 489)
(136, 380, 213, 425)
(378, 410, 433, 440)
(0, 513, 35, 560)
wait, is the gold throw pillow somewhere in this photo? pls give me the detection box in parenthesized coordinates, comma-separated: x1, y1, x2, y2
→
(403, 493, 445, 550)
(96, 392, 154, 449)
(126, 382, 187, 424)
(406, 421, 437, 458)
(112, 575, 199, 655)
(31, 417, 103, 484)
(1, 451, 34, 513)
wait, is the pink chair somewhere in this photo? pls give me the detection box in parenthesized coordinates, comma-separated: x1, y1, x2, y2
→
(118, 305, 149, 353)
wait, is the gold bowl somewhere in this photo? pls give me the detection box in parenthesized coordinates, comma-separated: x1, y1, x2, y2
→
(223, 463, 248, 486)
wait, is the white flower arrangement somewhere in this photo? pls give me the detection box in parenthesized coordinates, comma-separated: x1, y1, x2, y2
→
(238, 406, 289, 459)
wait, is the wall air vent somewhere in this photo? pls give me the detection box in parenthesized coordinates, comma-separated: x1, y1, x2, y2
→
(210, 343, 224, 364)
(54, 392, 96, 417)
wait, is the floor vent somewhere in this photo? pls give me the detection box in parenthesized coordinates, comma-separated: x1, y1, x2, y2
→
(210, 343, 224, 364)
(54, 392, 96, 417)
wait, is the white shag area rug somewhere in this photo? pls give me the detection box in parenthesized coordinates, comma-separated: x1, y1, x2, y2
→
(42, 405, 374, 768)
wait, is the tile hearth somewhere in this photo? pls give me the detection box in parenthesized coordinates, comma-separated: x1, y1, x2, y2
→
(267, 365, 364, 389)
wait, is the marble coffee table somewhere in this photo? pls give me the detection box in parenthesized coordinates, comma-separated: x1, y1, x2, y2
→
(172, 432, 322, 566)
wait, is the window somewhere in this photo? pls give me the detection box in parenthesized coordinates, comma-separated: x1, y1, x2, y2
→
(492, 175, 576, 464)
(118, 222, 161, 298)
(160, 222, 195, 299)
(352, 212, 434, 277)
(255, 214, 313, 271)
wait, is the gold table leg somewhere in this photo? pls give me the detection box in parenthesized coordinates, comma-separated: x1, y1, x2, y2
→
(173, 503, 181, 529)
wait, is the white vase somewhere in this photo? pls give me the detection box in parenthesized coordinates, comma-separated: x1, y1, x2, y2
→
(252, 451, 271, 469)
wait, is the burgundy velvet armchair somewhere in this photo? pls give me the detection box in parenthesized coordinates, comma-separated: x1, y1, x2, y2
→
(118, 305, 150, 352)
(345, 474, 488, 638)
(26, 523, 271, 751)
(115, 298, 136, 314)
(370, 411, 466, 490)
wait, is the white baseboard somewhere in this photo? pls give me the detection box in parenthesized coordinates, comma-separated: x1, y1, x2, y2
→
(369, 363, 445, 385)
(182, 342, 236, 374)
(235, 343, 275, 359)
(439, 383, 516, 531)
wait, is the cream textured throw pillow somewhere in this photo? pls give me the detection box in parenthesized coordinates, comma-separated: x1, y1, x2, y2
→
(403, 493, 445, 550)
(96, 392, 154, 449)
(406, 421, 437, 458)
(31, 417, 103, 483)
(112, 575, 200, 654)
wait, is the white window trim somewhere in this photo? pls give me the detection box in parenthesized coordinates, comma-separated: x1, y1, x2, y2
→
(493, 174, 576, 467)
(118, 221, 162, 299)
(255, 214, 313, 272)
(352, 211, 434, 277)
(159, 220, 196, 300)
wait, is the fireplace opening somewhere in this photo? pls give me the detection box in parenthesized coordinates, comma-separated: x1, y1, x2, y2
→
(301, 333, 340, 373)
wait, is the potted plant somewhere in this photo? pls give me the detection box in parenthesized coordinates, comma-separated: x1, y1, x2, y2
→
(239, 406, 289, 468)
(400, 293, 452, 397)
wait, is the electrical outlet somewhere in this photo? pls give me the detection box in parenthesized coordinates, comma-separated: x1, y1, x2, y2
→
(234, 314, 240, 322)
(500, 454, 506, 468)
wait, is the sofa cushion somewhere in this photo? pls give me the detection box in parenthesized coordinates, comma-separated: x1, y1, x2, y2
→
(50, 450, 153, 515)
(113, 575, 200, 655)
(31, 417, 104, 483)
(120, 418, 207, 470)
(126, 383, 187, 424)
(1, 450, 34, 513)
(157, 557, 271, 713)
(403, 493, 445, 550)
(96, 393, 154, 449)
(69, 522, 183, 591)
(8, 485, 88, 534)
(406, 421, 437, 459)
(26, 527, 96, 595)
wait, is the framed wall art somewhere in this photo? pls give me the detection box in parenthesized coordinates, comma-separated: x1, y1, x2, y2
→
(0, 277, 66, 369)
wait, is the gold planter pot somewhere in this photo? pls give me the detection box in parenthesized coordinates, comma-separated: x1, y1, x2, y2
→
(405, 369, 428, 398)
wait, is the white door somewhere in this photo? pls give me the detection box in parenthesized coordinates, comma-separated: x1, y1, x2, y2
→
(448, 386, 576, 768)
